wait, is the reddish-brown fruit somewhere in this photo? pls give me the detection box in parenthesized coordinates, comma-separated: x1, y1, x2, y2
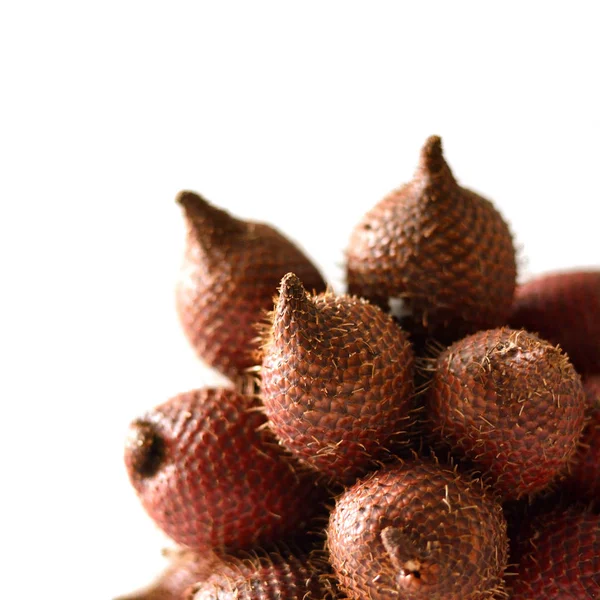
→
(508, 269, 600, 376)
(562, 375, 600, 502)
(175, 190, 327, 379)
(425, 327, 587, 500)
(326, 457, 508, 600)
(124, 387, 324, 551)
(507, 505, 600, 599)
(189, 543, 336, 600)
(259, 272, 416, 485)
(345, 135, 517, 340)
(114, 548, 222, 600)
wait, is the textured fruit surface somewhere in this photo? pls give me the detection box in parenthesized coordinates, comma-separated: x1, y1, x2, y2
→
(346, 135, 516, 339)
(563, 375, 600, 502)
(259, 272, 416, 484)
(507, 506, 600, 599)
(425, 327, 586, 500)
(176, 190, 326, 379)
(114, 548, 222, 600)
(124, 387, 324, 551)
(509, 269, 600, 376)
(190, 543, 335, 600)
(326, 458, 508, 600)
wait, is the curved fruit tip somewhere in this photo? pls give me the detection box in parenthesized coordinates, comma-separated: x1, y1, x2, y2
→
(415, 134, 456, 184)
(175, 189, 243, 234)
(381, 526, 437, 587)
(125, 420, 166, 480)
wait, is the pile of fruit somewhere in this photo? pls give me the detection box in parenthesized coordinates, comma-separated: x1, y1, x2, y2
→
(118, 136, 599, 600)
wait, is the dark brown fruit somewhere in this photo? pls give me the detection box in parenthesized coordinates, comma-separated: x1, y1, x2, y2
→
(175, 190, 327, 379)
(562, 375, 600, 502)
(259, 272, 416, 485)
(189, 543, 336, 600)
(124, 387, 324, 551)
(326, 457, 508, 600)
(114, 548, 221, 600)
(508, 269, 600, 376)
(507, 505, 600, 599)
(346, 135, 517, 340)
(425, 327, 587, 500)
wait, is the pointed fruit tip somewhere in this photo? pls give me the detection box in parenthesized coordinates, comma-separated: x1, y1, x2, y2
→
(279, 272, 307, 302)
(175, 190, 242, 234)
(175, 189, 210, 212)
(418, 135, 448, 176)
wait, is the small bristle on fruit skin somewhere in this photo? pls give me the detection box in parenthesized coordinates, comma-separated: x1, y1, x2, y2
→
(124, 387, 325, 552)
(188, 543, 337, 600)
(345, 135, 517, 342)
(508, 269, 600, 376)
(326, 457, 508, 600)
(424, 327, 587, 501)
(175, 190, 327, 380)
(506, 505, 600, 599)
(259, 272, 416, 486)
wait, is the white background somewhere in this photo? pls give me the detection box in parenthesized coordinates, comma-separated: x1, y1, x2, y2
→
(1, 2, 598, 598)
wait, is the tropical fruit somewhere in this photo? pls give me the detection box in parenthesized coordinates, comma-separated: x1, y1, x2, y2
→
(124, 387, 324, 551)
(326, 457, 508, 600)
(509, 269, 600, 376)
(189, 543, 335, 600)
(346, 135, 517, 341)
(259, 272, 416, 485)
(507, 505, 600, 599)
(176, 190, 326, 379)
(424, 327, 587, 500)
(562, 375, 600, 502)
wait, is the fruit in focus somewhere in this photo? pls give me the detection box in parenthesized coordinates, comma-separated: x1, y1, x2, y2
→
(175, 190, 327, 379)
(120, 137, 600, 599)
(346, 135, 517, 341)
(326, 457, 508, 600)
(259, 272, 416, 485)
(124, 387, 324, 552)
(425, 327, 587, 500)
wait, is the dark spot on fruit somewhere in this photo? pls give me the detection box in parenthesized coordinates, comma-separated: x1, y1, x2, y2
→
(126, 419, 166, 478)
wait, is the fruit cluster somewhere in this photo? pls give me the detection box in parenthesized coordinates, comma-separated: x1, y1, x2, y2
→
(118, 136, 599, 600)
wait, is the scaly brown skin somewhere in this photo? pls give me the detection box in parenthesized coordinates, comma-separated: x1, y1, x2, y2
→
(176, 190, 327, 380)
(346, 135, 517, 342)
(259, 272, 416, 486)
(509, 269, 600, 377)
(326, 457, 508, 600)
(188, 543, 338, 600)
(115, 542, 336, 600)
(425, 327, 587, 501)
(561, 375, 600, 503)
(507, 505, 600, 599)
(124, 387, 326, 552)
